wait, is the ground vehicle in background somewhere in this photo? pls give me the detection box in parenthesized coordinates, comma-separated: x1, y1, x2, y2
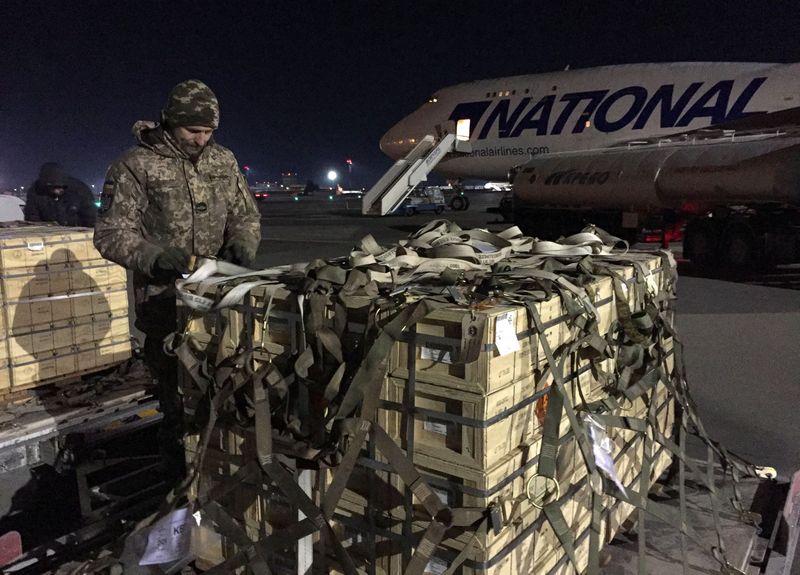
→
(395, 187, 446, 216)
(509, 131, 800, 266)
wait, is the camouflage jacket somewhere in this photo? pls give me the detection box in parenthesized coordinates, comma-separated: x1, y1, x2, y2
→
(94, 121, 261, 297)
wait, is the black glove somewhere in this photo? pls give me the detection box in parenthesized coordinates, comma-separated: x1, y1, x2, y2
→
(222, 242, 253, 267)
(153, 246, 190, 280)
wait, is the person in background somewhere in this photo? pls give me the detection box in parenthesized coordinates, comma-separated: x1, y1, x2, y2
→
(93, 79, 261, 485)
(25, 162, 96, 227)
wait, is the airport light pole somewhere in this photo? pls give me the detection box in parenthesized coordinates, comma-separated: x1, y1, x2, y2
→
(327, 170, 338, 192)
(346, 158, 353, 189)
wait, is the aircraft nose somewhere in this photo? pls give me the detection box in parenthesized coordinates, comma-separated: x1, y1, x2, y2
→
(379, 115, 426, 160)
(379, 125, 408, 160)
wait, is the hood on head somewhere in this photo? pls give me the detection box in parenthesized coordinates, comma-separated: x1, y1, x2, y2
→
(131, 121, 187, 159)
(37, 162, 69, 188)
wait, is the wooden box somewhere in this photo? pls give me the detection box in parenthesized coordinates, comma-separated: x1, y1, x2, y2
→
(380, 375, 537, 471)
(0, 226, 105, 271)
(389, 275, 615, 396)
(379, 353, 611, 474)
(180, 282, 302, 360)
(389, 304, 540, 395)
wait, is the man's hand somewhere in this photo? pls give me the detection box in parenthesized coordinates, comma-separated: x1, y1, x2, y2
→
(153, 246, 191, 280)
(222, 242, 253, 267)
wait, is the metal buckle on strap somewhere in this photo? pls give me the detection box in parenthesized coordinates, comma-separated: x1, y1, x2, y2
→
(526, 474, 560, 509)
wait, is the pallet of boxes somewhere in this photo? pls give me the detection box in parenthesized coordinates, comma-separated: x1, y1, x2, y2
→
(175, 222, 683, 575)
(0, 225, 131, 399)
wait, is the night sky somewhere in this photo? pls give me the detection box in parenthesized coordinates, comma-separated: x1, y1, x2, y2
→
(2, 1, 800, 192)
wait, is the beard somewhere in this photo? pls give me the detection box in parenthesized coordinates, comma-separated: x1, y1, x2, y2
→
(178, 141, 205, 160)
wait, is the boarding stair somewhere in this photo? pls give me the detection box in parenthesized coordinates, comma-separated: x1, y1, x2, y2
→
(361, 131, 471, 215)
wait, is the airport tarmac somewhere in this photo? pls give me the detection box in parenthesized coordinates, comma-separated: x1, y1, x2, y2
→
(253, 191, 800, 480)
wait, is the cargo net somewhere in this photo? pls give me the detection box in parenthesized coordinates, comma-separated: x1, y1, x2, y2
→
(84, 221, 770, 574)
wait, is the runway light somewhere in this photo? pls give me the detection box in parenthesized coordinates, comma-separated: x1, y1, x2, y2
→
(327, 170, 338, 182)
(293, 196, 299, 201)
(329, 195, 334, 200)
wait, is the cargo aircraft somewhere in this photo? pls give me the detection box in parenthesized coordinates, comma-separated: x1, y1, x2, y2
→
(366, 62, 800, 266)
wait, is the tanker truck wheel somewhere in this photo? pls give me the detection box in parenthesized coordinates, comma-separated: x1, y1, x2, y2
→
(721, 223, 759, 269)
(684, 219, 720, 267)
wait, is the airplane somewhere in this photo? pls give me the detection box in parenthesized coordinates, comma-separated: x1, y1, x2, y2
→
(378, 62, 800, 180)
(371, 62, 800, 266)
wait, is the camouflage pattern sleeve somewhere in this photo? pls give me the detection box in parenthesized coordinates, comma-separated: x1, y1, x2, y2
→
(223, 167, 261, 262)
(93, 161, 162, 276)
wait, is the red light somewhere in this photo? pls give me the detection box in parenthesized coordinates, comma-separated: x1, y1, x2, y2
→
(243, 165, 250, 171)
(346, 159, 352, 165)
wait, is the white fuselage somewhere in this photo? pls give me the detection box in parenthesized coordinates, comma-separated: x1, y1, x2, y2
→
(380, 62, 800, 180)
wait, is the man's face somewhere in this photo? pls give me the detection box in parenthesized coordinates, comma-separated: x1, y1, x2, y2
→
(170, 125, 214, 158)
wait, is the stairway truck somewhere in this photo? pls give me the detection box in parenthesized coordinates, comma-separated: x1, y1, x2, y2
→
(510, 134, 800, 266)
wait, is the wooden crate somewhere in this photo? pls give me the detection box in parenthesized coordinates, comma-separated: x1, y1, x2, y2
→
(380, 375, 537, 471)
(0, 260, 125, 300)
(379, 346, 615, 472)
(389, 274, 616, 396)
(389, 304, 541, 395)
(180, 282, 303, 360)
(0, 226, 105, 271)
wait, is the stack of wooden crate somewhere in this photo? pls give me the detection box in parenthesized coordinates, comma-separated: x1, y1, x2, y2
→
(179, 247, 677, 575)
(326, 254, 675, 574)
(0, 226, 131, 395)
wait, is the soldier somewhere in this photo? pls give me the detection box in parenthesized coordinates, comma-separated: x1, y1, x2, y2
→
(94, 79, 261, 483)
(25, 162, 97, 227)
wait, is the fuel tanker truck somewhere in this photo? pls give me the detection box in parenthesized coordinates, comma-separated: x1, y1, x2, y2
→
(509, 129, 800, 267)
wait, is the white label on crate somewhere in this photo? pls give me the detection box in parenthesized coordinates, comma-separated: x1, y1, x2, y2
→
(426, 556, 449, 575)
(139, 507, 194, 566)
(423, 420, 448, 435)
(494, 311, 520, 356)
(26, 241, 44, 251)
(431, 487, 450, 506)
(421, 346, 452, 364)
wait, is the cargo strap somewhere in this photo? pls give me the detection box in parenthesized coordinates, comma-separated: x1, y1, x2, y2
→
(137, 222, 763, 575)
(525, 295, 603, 574)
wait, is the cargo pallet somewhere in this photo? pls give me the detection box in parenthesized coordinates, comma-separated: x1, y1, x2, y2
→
(146, 227, 797, 575)
(0, 359, 165, 572)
